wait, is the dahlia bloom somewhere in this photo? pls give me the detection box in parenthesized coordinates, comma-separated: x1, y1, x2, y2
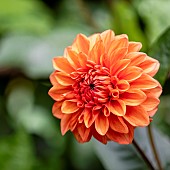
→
(48, 30, 162, 144)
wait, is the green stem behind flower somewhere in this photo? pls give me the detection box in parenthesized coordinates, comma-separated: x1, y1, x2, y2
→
(132, 139, 155, 170)
(147, 124, 163, 170)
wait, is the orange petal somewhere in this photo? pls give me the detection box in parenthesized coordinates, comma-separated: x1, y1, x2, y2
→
(89, 40, 105, 64)
(61, 114, 73, 135)
(109, 115, 129, 133)
(72, 33, 90, 54)
(143, 84, 162, 98)
(73, 123, 91, 142)
(130, 73, 159, 89)
(49, 71, 59, 85)
(61, 100, 79, 114)
(126, 52, 146, 66)
(78, 52, 87, 68)
(120, 89, 147, 106)
(148, 107, 158, 117)
(52, 57, 75, 74)
(110, 59, 131, 75)
(95, 113, 109, 136)
(116, 79, 130, 92)
(55, 72, 75, 86)
(109, 47, 128, 67)
(103, 106, 110, 117)
(66, 48, 81, 69)
(139, 56, 160, 76)
(48, 85, 71, 101)
(123, 106, 149, 126)
(106, 126, 134, 144)
(69, 112, 80, 131)
(118, 66, 143, 82)
(141, 97, 160, 112)
(92, 126, 108, 144)
(52, 101, 64, 119)
(100, 29, 115, 48)
(84, 108, 99, 128)
(88, 33, 100, 51)
(110, 89, 119, 99)
(128, 42, 142, 52)
(106, 100, 126, 116)
(108, 34, 128, 56)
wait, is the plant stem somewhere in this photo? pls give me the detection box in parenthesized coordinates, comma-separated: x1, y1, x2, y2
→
(147, 124, 163, 170)
(132, 139, 155, 170)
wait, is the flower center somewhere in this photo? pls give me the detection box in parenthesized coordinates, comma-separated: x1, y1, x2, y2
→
(72, 65, 114, 107)
(89, 83, 95, 89)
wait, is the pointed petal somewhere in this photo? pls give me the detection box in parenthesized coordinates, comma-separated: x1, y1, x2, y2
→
(100, 29, 115, 47)
(88, 33, 100, 51)
(109, 47, 128, 66)
(61, 114, 73, 135)
(72, 34, 90, 54)
(78, 124, 91, 142)
(139, 56, 160, 76)
(52, 101, 64, 119)
(109, 115, 129, 133)
(143, 84, 162, 98)
(118, 66, 143, 82)
(107, 100, 126, 116)
(124, 106, 149, 126)
(141, 97, 160, 111)
(52, 57, 75, 73)
(55, 72, 75, 86)
(92, 126, 108, 144)
(110, 59, 131, 75)
(78, 52, 87, 67)
(106, 126, 134, 144)
(69, 112, 80, 131)
(108, 34, 128, 56)
(95, 113, 109, 136)
(130, 73, 159, 89)
(73, 123, 91, 142)
(84, 108, 99, 128)
(66, 48, 81, 69)
(49, 71, 59, 85)
(48, 85, 71, 101)
(89, 40, 105, 64)
(148, 107, 158, 117)
(128, 42, 142, 52)
(120, 89, 147, 106)
(126, 52, 146, 66)
(61, 100, 79, 114)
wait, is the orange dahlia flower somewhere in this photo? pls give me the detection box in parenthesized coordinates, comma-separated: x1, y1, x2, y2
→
(48, 30, 162, 144)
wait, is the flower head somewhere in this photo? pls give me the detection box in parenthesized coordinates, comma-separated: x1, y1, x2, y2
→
(48, 30, 162, 144)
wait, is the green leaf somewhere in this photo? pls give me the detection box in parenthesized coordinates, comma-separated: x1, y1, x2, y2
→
(133, 0, 170, 43)
(149, 27, 170, 85)
(93, 127, 170, 170)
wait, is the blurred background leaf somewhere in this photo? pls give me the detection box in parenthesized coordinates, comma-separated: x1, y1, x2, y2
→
(133, 0, 170, 44)
(149, 27, 170, 86)
(94, 127, 170, 170)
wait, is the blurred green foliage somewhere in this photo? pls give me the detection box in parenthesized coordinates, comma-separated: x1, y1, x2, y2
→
(0, 0, 170, 170)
